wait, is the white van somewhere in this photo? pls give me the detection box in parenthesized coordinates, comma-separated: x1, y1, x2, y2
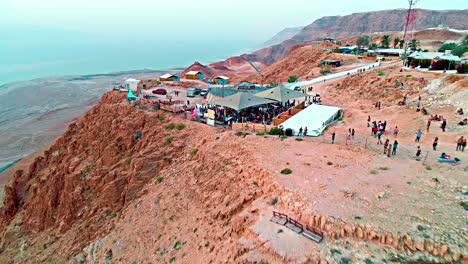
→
(187, 88, 196, 97)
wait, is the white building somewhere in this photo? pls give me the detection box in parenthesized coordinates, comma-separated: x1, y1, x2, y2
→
(125, 78, 141, 92)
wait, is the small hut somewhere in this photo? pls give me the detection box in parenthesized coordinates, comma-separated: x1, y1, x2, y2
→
(185, 71, 204, 80)
(214, 76, 230, 85)
(160, 74, 180, 82)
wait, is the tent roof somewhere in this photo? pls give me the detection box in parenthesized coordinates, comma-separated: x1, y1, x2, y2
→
(255, 85, 307, 103)
(186, 71, 202, 75)
(125, 78, 141, 83)
(127, 89, 137, 99)
(214, 76, 230, 80)
(160, 74, 177, 79)
(209, 92, 274, 111)
(281, 104, 341, 136)
(408, 51, 461, 61)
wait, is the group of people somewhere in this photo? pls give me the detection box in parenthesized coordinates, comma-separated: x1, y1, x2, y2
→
(297, 126, 308, 136)
(374, 101, 382, 110)
(368, 117, 388, 144)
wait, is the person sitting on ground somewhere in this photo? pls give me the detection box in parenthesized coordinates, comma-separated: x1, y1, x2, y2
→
(422, 107, 428, 115)
(458, 118, 467, 126)
(457, 108, 464, 115)
(440, 152, 449, 159)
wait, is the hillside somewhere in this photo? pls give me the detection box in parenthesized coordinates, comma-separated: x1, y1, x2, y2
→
(213, 9, 468, 68)
(291, 9, 468, 42)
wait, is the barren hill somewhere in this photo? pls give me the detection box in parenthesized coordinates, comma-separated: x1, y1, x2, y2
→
(1, 85, 467, 263)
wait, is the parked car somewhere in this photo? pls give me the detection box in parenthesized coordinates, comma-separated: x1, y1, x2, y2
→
(187, 88, 196, 97)
(152, 88, 167, 95)
(194, 88, 202, 95)
(200, 89, 208, 96)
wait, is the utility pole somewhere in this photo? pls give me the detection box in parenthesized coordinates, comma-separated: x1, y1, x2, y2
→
(402, 0, 419, 63)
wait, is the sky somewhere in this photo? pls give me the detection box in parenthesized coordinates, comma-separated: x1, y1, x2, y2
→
(0, 0, 466, 84)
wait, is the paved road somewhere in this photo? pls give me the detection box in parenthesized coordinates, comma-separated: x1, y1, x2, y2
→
(285, 61, 399, 89)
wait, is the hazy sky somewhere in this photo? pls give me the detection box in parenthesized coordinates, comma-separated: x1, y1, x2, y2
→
(2, 0, 467, 41)
(0, 0, 466, 84)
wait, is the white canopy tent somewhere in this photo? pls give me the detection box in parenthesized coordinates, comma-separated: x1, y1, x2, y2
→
(280, 104, 342, 136)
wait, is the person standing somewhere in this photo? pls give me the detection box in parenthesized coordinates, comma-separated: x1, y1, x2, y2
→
(332, 131, 336, 144)
(462, 138, 467, 152)
(367, 116, 371, 127)
(393, 126, 399, 137)
(347, 129, 351, 140)
(351, 128, 355, 139)
(415, 146, 422, 161)
(392, 140, 398, 155)
(427, 119, 431, 132)
(441, 119, 447, 132)
(384, 139, 389, 154)
(457, 136, 464, 151)
(304, 127, 308, 137)
(415, 129, 423, 142)
(298, 127, 303, 136)
(432, 137, 439, 151)
(377, 130, 383, 145)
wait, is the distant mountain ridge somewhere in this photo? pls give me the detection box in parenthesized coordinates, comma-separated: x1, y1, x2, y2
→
(259, 27, 303, 48)
(251, 9, 468, 65)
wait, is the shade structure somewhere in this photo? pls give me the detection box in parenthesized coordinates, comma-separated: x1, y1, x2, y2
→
(209, 92, 274, 111)
(280, 104, 342, 136)
(255, 85, 307, 103)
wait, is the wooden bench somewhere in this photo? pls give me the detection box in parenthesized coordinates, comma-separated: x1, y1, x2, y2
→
(302, 226, 324, 243)
(285, 218, 303, 234)
(270, 211, 288, 226)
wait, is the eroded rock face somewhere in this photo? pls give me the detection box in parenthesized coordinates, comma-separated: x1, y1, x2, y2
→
(0, 93, 201, 250)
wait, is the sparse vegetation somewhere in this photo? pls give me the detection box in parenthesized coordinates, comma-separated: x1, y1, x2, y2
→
(417, 225, 425, 231)
(287, 75, 298, 83)
(365, 258, 374, 264)
(173, 241, 182, 250)
(169, 257, 176, 263)
(271, 197, 278, 205)
(370, 170, 378, 175)
(280, 135, 288, 141)
(320, 66, 332, 75)
(327, 161, 333, 166)
(377, 70, 385, 76)
(355, 216, 362, 220)
(461, 201, 468, 211)
(269, 127, 280, 135)
(241, 132, 249, 138)
(295, 138, 303, 141)
(126, 157, 132, 166)
(190, 148, 198, 155)
(330, 248, 342, 256)
(426, 166, 432, 171)
(215, 136, 220, 140)
(406, 74, 412, 78)
(156, 177, 164, 184)
(379, 167, 389, 171)
(256, 132, 265, 136)
(165, 123, 175, 130)
(338, 116, 344, 121)
(193, 227, 198, 233)
(169, 215, 174, 221)
(280, 168, 292, 175)
(166, 136, 173, 144)
(175, 124, 185, 130)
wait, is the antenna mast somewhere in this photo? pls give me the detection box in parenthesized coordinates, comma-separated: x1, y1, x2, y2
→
(402, 0, 419, 62)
